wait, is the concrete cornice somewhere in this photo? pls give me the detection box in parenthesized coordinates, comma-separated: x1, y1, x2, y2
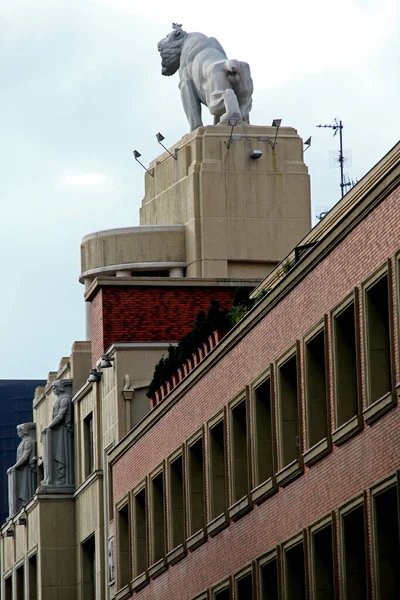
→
(80, 262, 187, 282)
(73, 470, 103, 499)
(84, 277, 261, 301)
(81, 224, 185, 243)
(109, 141, 400, 465)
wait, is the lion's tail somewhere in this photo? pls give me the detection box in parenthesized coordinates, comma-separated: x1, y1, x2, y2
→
(225, 59, 241, 83)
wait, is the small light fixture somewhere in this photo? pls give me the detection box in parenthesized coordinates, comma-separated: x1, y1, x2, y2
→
(18, 516, 26, 526)
(224, 118, 239, 149)
(6, 528, 14, 537)
(271, 119, 282, 149)
(133, 150, 154, 177)
(100, 354, 114, 369)
(303, 136, 312, 153)
(156, 133, 178, 160)
(249, 150, 263, 160)
(88, 368, 102, 383)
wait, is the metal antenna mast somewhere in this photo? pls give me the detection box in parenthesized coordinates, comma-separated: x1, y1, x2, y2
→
(316, 119, 346, 197)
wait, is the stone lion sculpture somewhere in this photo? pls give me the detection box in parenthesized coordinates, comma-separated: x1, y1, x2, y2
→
(158, 24, 253, 131)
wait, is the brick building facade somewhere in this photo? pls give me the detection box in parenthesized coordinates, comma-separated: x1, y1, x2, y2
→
(109, 143, 400, 599)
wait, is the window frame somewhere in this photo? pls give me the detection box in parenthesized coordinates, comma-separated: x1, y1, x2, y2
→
(166, 445, 187, 565)
(115, 494, 132, 592)
(308, 512, 338, 599)
(186, 427, 207, 551)
(330, 289, 363, 445)
(275, 342, 304, 486)
(369, 471, 400, 599)
(250, 366, 278, 504)
(302, 316, 332, 466)
(234, 563, 256, 600)
(338, 491, 370, 600)
(206, 409, 229, 537)
(211, 576, 232, 599)
(131, 480, 149, 590)
(281, 530, 308, 600)
(228, 388, 252, 521)
(257, 547, 281, 600)
(148, 463, 167, 578)
(362, 260, 396, 423)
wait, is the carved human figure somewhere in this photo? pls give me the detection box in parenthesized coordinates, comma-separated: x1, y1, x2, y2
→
(42, 379, 74, 487)
(158, 24, 253, 131)
(7, 423, 36, 516)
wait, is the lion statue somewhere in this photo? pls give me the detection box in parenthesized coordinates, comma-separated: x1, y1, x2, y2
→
(157, 24, 253, 131)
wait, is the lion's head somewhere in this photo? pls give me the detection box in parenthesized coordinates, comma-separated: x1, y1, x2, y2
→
(157, 26, 187, 76)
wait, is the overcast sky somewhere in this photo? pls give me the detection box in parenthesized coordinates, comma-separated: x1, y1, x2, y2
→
(1, 0, 399, 379)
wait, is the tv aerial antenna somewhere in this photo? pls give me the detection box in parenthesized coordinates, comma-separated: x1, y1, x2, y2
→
(316, 118, 350, 198)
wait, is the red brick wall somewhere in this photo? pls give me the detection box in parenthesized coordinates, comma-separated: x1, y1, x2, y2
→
(112, 184, 400, 599)
(90, 286, 236, 366)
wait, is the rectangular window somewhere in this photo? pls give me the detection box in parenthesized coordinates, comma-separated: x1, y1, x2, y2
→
(169, 454, 185, 549)
(253, 377, 274, 486)
(133, 487, 148, 576)
(188, 436, 205, 536)
(117, 503, 131, 588)
(209, 419, 227, 519)
(364, 273, 392, 404)
(304, 328, 328, 448)
(259, 555, 279, 600)
(372, 484, 400, 597)
(16, 565, 24, 600)
(311, 522, 335, 599)
(333, 300, 359, 428)
(341, 503, 368, 599)
(284, 538, 307, 600)
(151, 471, 165, 564)
(28, 554, 37, 600)
(82, 534, 96, 600)
(235, 570, 253, 600)
(213, 584, 231, 600)
(278, 353, 300, 469)
(108, 461, 114, 522)
(4, 575, 12, 600)
(84, 412, 94, 478)
(230, 398, 249, 503)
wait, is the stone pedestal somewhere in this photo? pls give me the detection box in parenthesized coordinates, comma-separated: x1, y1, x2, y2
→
(140, 124, 311, 279)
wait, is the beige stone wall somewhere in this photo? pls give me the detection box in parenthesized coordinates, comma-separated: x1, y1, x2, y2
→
(140, 124, 311, 279)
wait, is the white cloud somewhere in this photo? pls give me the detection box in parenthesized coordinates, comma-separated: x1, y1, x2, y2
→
(63, 173, 106, 185)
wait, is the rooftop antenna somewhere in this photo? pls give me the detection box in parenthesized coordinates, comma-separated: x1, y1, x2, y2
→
(316, 118, 348, 198)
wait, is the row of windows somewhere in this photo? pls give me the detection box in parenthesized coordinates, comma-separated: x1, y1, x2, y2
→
(3, 554, 37, 600)
(193, 472, 400, 599)
(115, 259, 398, 590)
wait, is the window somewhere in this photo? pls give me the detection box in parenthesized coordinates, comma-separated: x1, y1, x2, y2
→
(340, 500, 368, 599)
(371, 480, 400, 597)
(284, 537, 307, 600)
(187, 434, 205, 536)
(117, 502, 131, 588)
(108, 460, 114, 522)
(209, 419, 227, 520)
(28, 554, 38, 600)
(16, 564, 24, 600)
(310, 520, 335, 599)
(304, 326, 329, 448)
(235, 568, 253, 600)
(364, 270, 393, 408)
(332, 296, 360, 429)
(133, 486, 148, 577)
(253, 376, 274, 488)
(84, 412, 94, 477)
(82, 534, 96, 600)
(259, 553, 279, 600)
(276, 348, 302, 484)
(212, 582, 231, 600)
(150, 470, 165, 564)
(169, 453, 185, 549)
(230, 397, 249, 504)
(4, 575, 12, 600)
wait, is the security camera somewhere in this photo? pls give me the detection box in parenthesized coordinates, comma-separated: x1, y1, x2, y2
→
(249, 150, 262, 160)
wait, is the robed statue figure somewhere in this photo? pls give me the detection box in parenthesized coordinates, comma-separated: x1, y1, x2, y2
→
(8, 422, 37, 516)
(41, 379, 74, 488)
